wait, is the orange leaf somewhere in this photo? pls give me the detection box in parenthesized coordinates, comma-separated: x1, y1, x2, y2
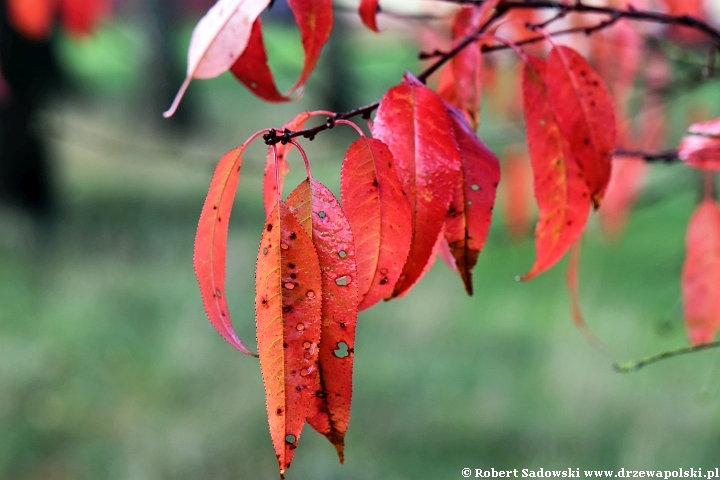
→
(372, 74, 462, 298)
(194, 146, 254, 356)
(443, 106, 499, 295)
(286, 178, 358, 463)
(256, 201, 323, 476)
(682, 198, 720, 346)
(231, 0, 333, 102)
(546, 45, 615, 208)
(520, 56, 591, 281)
(340, 137, 412, 310)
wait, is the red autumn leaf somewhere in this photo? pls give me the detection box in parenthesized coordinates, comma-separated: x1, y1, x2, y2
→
(6, 0, 56, 40)
(682, 198, 720, 345)
(256, 201, 323, 477)
(263, 112, 313, 215)
(438, 3, 497, 130)
(359, 0, 379, 32)
(340, 137, 412, 310)
(165, 0, 271, 117)
(59, 0, 110, 37)
(286, 178, 358, 463)
(520, 56, 591, 281)
(678, 136, 720, 171)
(194, 146, 255, 356)
(501, 146, 533, 240)
(565, 241, 603, 348)
(443, 106, 499, 295)
(231, 0, 333, 102)
(372, 73, 462, 298)
(545, 45, 616, 208)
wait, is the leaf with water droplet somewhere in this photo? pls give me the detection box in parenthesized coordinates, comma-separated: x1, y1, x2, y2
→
(194, 145, 255, 356)
(682, 198, 720, 345)
(373, 73, 462, 298)
(256, 201, 322, 475)
(286, 178, 358, 464)
(520, 56, 591, 281)
(230, 0, 333, 102)
(443, 105, 500, 295)
(165, 0, 271, 117)
(340, 136, 412, 310)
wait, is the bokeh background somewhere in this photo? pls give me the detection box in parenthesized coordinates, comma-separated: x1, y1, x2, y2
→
(2, 1, 720, 479)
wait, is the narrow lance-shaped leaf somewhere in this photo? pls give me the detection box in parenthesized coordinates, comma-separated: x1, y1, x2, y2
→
(231, 0, 333, 102)
(263, 112, 312, 215)
(165, 0, 271, 116)
(340, 137, 412, 310)
(373, 73, 462, 298)
(286, 178, 358, 463)
(682, 198, 720, 346)
(194, 146, 254, 356)
(256, 201, 323, 477)
(443, 106, 500, 295)
(546, 45, 615, 208)
(520, 56, 591, 281)
(359, 0, 379, 32)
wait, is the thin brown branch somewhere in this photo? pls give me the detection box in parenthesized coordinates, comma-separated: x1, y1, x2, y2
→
(613, 149, 681, 163)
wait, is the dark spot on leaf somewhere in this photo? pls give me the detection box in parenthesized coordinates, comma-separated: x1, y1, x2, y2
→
(320, 406, 328, 413)
(583, 138, 589, 145)
(373, 178, 378, 187)
(218, 217, 222, 222)
(261, 298, 268, 305)
(289, 445, 297, 450)
(277, 408, 283, 415)
(296, 386, 302, 391)
(379, 278, 388, 285)
(283, 343, 288, 348)
(290, 232, 297, 239)
(290, 273, 296, 279)
(288, 263, 296, 269)
(339, 322, 346, 328)
(282, 305, 293, 313)
(316, 390, 324, 397)
(213, 206, 217, 210)
(267, 223, 273, 231)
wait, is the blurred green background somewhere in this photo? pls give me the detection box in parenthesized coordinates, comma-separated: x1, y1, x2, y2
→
(2, 4, 720, 480)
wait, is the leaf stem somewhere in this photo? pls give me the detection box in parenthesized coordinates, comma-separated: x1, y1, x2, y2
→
(614, 341, 720, 372)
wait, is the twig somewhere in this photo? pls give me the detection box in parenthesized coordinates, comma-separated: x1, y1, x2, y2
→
(614, 341, 720, 372)
(613, 149, 680, 163)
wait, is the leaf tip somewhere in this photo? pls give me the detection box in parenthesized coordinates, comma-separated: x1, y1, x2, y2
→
(164, 76, 192, 119)
(334, 440, 345, 464)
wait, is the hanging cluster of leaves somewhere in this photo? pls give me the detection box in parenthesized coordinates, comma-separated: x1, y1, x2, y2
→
(177, 0, 720, 476)
(5, 0, 110, 39)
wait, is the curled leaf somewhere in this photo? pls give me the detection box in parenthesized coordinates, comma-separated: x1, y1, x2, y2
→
(682, 198, 720, 346)
(165, 0, 271, 117)
(359, 0, 379, 32)
(372, 73, 462, 298)
(340, 137, 412, 310)
(256, 201, 323, 476)
(194, 146, 254, 356)
(231, 0, 333, 102)
(286, 178, 358, 463)
(520, 56, 591, 281)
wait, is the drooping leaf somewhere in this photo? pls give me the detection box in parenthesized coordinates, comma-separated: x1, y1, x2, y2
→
(520, 56, 591, 281)
(256, 201, 323, 476)
(59, 0, 110, 36)
(682, 198, 720, 345)
(286, 178, 358, 463)
(443, 106, 499, 295)
(565, 240, 603, 349)
(194, 146, 255, 356)
(501, 145, 533, 240)
(165, 0, 271, 116)
(372, 73, 462, 298)
(599, 156, 647, 238)
(438, 0, 499, 130)
(6, 0, 56, 40)
(546, 45, 616, 208)
(231, 0, 333, 102)
(359, 0, 379, 32)
(340, 137, 412, 309)
(264, 112, 313, 215)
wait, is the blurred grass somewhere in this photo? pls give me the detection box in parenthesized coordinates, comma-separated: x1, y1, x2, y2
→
(2, 13, 720, 480)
